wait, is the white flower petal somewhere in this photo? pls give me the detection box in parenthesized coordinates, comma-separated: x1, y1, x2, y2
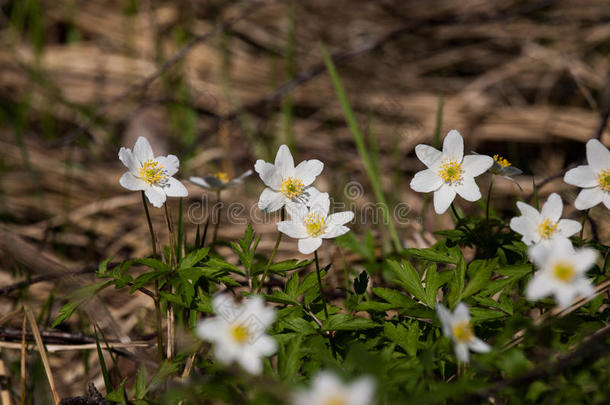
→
(195, 318, 226, 342)
(348, 377, 376, 405)
(309, 192, 330, 217)
(415, 144, 443, 168)
(254, 160, 283, 189)
(410, 169, 442, 193)
(454, 342, 470, 363)
(252, 335, 277, 356)
(119, 172, 146, 191)
(433, 186, 456, 214)
(586, 139, 610, 172)
(564, 165, 597, 187)
(277, 220, 309, 239)
(462, 154, 493, 177)
(144, 186, 167, 208)
(189, 176, 212, 189)
(164, 177, 188, 197)
(574, 188, 604, 210)
(453, 302, 470, 322)
(238, 350, 263, 374)
(500, 166, 522, 176)
(572, 278, 595, 299)
(509, 216, 538, 246)
(528, 243, 552, 267)
(442, 130, 464, 162)
(604, 194, 610, 210)
(454, 176, 482, 202)
(572, 248, 597, 273)
(526, 273, 554, 301)
(556, 219, 581, 239)
(298, 237, 322, 254)
(516, 201, 542, 222)
(118, 147, 138, 172)
(468, 337, 491, 353)
(554, 284, 578, 309)
(286, 201, 308, 222)
(133, 136, 154, 162)
(435, 303, 452, 337)
(154, 155, 179, 177)
(540, 193, 563, 222)
(274, 144, 295, 178)
(322, 224, 350, 239)
(258, 188, 286, 213)
(327, 211, 354, 227)
(243, 296, 276, 327)
(231, 169, 253, 184)
(294, 159, 324, 186)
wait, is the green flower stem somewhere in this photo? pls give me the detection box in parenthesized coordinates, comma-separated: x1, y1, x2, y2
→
(314, 250, 337, 359)
(256, 209, 284, 294)
(140, 191, 164, 364)
(213, 190, 222, 243)
(579, 209, 588, 246)
(163, 203, 175, 360)
(485, 174, 495, 239)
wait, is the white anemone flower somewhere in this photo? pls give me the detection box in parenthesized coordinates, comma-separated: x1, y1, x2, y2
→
(118, 136, 188, 208)
(277, 192, 354, 254)
(189, 169, 252, 191)
(526, 238, 597, 309)
(410, 130, 494, 214)
(254, 144, 323, 212)
(292, 371, 375, 405)
(436, 302, 490, 363)
(195, 294, 277, 374)
(563, 139, 610, 210)
(509, 193, 581, 246)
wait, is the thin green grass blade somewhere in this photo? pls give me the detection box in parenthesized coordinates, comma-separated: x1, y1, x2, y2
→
(321, 43, 402, 252)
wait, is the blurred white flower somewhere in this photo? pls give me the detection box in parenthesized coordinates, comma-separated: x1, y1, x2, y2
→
(189, 169, 252, 191)
(563, 139, 610, 210)
(277, 192, 353, 254)
(410, 130, 493, 214)
(254, 144, 323, 212)
(195, 295, 277, 374)
(436, 302, 490, 363)
(526, 238, 597, 309)
(509, 193, 581, 246)
(118, 136, 188, 208)
(292, 371, 375, 405)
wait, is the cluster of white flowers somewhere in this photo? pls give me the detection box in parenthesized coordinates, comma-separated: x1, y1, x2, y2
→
(255, 145, 354, 254)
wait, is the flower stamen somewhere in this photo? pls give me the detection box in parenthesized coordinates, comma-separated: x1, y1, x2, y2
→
(452, 321, 474, 343)
(552, 261, 576, 283)
(304, 213, 326, 237)
(139, 160, 166, 186)
(280, 177, 305, 199)
(231, 324, 251, 345)
(493, 154, 512, 168)
(438, 160, 463, 184)
(537, 218, 558, 239)
(598, 169, 610, 192)
(215, 172, 230, 183)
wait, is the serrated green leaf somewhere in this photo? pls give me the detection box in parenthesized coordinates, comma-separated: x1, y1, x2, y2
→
(178, 247, 210, 270)
(386, 259, 427, 304)
(321, 314, 378, 331)
(447, 256, 466, 308)
(404, 248, 458, 264)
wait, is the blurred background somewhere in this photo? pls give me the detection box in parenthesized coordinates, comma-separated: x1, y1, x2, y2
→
(0, 0, 609, 397)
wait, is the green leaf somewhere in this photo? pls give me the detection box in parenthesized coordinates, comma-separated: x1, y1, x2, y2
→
(135, 366, 147, 399)
(447, 256, 466, 308)
(424, 264, 440, 307)
(384, 322, 412, 355)
(178, 247, 210, 270)
(285, 272, 299, 299)
(405, 248, 458, 264)
(96, 256, 113, 277)
(462, 261, 493, 298)
(372, 287, 413, 308)
(386, 259, 427, 305)
(51, 280, 112, 327)
(321, 314, 378, 331)
(279, 335, 302, 381)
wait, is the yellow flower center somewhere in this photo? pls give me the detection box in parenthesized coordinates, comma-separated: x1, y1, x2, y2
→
(452, 321, 474, 343)
(598, 170, 610, 192)
(139, 160, 166, 185)
(552, 261, 576, 283)
(215, 171, 230, 183)
(438, 160, 462, 184)
(324, 397, 347, 405)
(231, 324, 251, 345)
(280, 177, 305, 199)
(493, 154, 512, 168)
(537, 218, 558, 239)
(304, 213, 326, 237)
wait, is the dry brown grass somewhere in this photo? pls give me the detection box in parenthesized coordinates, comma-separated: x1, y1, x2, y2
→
(0, 0, 609, 397)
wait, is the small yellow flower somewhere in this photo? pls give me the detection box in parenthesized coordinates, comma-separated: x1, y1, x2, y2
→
(438, 160, 462, 184)
(493, 154, 512, 168)
(281, 177, 306, 199)
(536, 218, 558, 239)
